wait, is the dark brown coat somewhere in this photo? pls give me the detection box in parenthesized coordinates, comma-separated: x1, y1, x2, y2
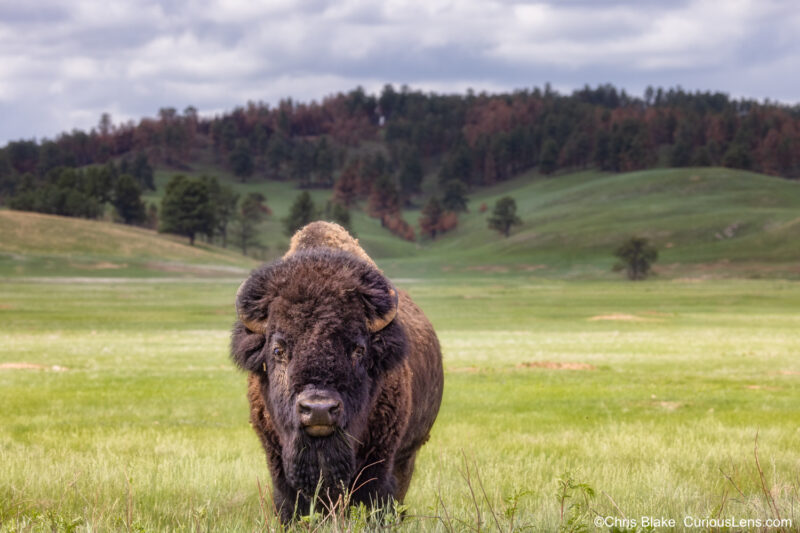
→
(230, 222, 443, 521)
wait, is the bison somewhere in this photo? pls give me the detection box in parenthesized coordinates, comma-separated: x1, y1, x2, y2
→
(230, 221, 443, 521)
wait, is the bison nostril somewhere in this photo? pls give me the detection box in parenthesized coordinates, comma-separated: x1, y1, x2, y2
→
(296, 393, 342, 430)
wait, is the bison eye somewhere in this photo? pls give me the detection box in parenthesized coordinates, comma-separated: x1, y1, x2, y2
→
(352, 345, 365, 360)
(271, 341, 288, 362)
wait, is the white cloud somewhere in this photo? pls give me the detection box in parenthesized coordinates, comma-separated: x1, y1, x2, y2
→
(0, 0, 798, 144)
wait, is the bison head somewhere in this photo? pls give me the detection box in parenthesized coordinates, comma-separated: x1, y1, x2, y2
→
(230, 249, 407, 498)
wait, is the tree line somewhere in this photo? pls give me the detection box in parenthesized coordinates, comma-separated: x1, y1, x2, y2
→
(1, 83, 798, 250)
(2, 84, 798, 200)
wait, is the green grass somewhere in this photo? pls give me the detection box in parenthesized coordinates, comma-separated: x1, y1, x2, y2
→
(141, 164, 420, 263)
(4, 166, 800, 279)
(2, 276, 799, 531)
(393, 167, 800, 279)
(141, 164, 800, 279)
(0, 210, 257, 278)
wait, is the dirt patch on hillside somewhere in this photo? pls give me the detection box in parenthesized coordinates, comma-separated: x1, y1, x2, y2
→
(589, 313, 648, 322)
(70, 261, 127, 270)
(518, 264, 547, 272)
(779, 370, 800, 376)
(746, 384, 780, 391)
(465, 265, 510, 273)
(656, 401, 682, 411)
(517, 361, 596, 371)
(0, 363, 68, 371)
(448, 366, 482, 373)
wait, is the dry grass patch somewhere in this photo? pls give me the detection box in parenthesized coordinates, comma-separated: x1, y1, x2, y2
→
(588, 313, 657, 322)
(0, 362, 68, 371)
(517, 361, 596, 371)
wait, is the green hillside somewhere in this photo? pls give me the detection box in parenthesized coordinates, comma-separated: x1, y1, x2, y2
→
(388, 167, 800, 279)
(140, 165, 421, 261)
(3, 167, 799, 279)
(0, 210, 258, 277)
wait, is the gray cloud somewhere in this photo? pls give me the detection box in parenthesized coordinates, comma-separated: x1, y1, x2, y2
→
(0, 0, 797, 144)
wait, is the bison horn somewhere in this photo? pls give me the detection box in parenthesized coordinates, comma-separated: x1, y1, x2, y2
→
(236, 280, 266, 334)
(367, 286, 399, 332)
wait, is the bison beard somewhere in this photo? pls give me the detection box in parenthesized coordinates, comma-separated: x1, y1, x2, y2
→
(283, 430, 355, 499)
(231, 222, 443, 522)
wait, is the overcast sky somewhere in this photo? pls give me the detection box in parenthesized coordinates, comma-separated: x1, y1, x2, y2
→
(0, 0, 797, 145)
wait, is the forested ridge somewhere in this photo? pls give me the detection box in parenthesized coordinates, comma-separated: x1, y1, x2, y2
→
(1, 83, 798, 246)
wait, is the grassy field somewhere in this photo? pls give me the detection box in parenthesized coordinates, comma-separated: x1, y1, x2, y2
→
(2, 275, 799, 531)
(139, 165, 800, 278)
(0, 210, 257, 278)
(2, 166, 799, 530)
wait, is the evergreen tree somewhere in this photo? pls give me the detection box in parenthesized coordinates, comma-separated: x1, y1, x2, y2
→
(234, 192, 269, 255)
(441, 179, 469, 212)
(291, 141, 315, 187)
(333, 160, 360, 207)
(201, 176, 239, 247)
(539, 139, 558, 174)
(313, 137, 335, 187)
(131, 152, 155, 190)
(83, 165, 114, 204)
(283, 191, 317, 236)
(112, 174, 146, 225)
(593, 130, 612, 170)
(324, 201, 352, 233)
(230, 139, 254, 181)
(9, 168, 103, 219)
(419, 197, 444, 239)
(613, 237, 658, 280)
(266, 133, 291, 178)
(367, 174, 400, 222)
(160, 175, 214, 245)
(722, 142, 752, 170)
(487, 196, 522, 237)
(397, 148, 423, 204)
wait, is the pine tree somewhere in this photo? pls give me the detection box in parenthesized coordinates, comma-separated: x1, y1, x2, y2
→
(131, 152, 155, 190)
(314, 137, 335, 187)
(112, 174, 146, 225)
(613, 237, 658, 280)
(234, 192, 269, 255)
(398, 148, 423, 204)
(441, 179, 469, 212)
(539, 138, 559, 174)
(333, 160, 360, 207)
(283, 191, 317, 236)
(419, 197, 443, 240)
(487, 196, 522, 237)
(202, 176, 239, 247)
(367, 174, 400, 222)
(324, 201, 352, 233)
(229, 139, 254, 181)
(160, 175, 214, 245)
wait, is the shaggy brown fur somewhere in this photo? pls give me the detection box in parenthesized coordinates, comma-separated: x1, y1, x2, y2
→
(284, 221, 377, 269)
(231, 222, 443, 522)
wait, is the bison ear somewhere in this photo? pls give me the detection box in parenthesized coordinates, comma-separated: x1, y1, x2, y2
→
(360, 269, 408, 373)
(230, 261, 279, 372)
(359, 269, 399, 333)
(230, 321, 267, 372)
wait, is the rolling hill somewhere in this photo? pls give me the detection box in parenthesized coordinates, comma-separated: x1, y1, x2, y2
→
(0, 210, 258, 277)
(392, 167, 800, 278)
(2, 166, 799, 279)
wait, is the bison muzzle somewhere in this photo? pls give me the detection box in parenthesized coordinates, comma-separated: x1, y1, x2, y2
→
(230, 222, 443, 521)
